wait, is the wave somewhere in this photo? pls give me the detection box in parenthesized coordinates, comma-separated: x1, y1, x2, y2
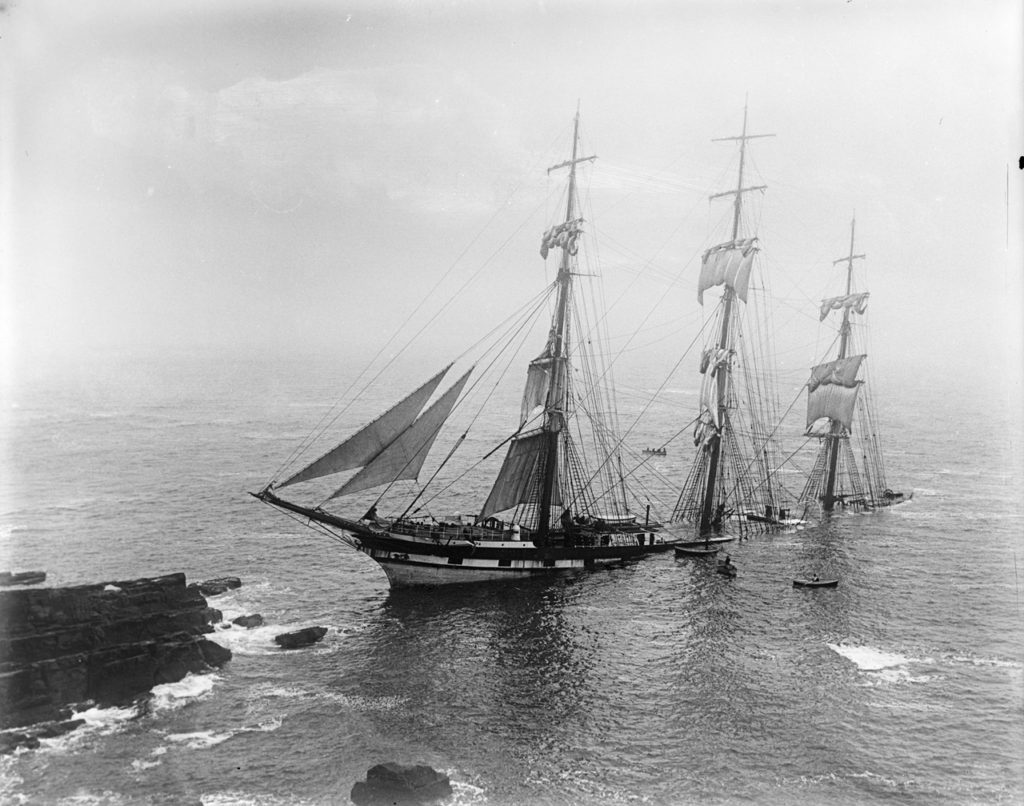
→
(249, 682, 408, 712)
(828, 643, 912, 671)
(150, 673, 221, 712)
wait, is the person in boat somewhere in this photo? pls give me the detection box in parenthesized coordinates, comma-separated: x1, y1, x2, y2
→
(723, 554, 732, 566)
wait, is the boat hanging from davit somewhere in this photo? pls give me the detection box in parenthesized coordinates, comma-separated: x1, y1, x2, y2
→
(255, 109, 682, 587)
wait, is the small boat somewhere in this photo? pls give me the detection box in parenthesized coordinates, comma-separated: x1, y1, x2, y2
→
(716, 562, 737, 578)
(642, 447, 667, 456)
(792, 577, 838, 588)
(674, 545, 719, 557)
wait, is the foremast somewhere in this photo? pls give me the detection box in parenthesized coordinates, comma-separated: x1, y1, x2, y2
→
(821, 218, 864, 512)
(537, 109, 595, 538)
(697, 104, 774, 534)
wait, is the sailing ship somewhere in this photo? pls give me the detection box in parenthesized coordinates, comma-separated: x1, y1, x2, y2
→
(671, 105, 798, 555)
(797, 218, 909, 515)
(255, 111, 680, 587)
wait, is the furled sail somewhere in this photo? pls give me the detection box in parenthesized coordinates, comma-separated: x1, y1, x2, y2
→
(807, 355, 865, 393)
(327, 368, 473, 500)
(540, 218, 584, 259)
(278, 365, 452, 488)
(697, 238, 758, 305)
(479, 431, 560, 521)
(819, 292, 869, 321)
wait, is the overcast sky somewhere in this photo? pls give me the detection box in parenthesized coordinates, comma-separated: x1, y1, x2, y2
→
(2, 0, 1021, 397)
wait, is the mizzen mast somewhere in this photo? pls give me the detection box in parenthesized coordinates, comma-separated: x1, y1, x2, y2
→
(821, 217, 865, 512)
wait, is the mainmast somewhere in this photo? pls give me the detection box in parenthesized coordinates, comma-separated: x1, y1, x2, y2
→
(537, 109, 596, 537)
(821, 217, 865, 512)
(698, 103, 773, 534)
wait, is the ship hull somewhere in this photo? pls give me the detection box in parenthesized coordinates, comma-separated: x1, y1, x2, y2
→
(354, 530, 678, 588)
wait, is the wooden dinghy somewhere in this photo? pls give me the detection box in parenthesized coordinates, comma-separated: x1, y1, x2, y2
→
(792, 577, 838, 588)
(674, 545, 720, 557)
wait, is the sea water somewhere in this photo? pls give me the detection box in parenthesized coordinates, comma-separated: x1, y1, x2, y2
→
(1, 350, 1021, 805)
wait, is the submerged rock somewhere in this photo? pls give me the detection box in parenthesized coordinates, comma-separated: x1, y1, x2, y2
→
(188, 577, 242, 597)
(350, 762, 453, 805)
(0, 571, 46, 587)
(0, 573, 229, 740)
(274, 626, 328, 649)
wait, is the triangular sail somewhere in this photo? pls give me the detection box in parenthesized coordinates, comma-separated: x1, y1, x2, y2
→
(279, 365, 451, 488)
(697, 238, 758, 305)
(327, 368, 473, 500)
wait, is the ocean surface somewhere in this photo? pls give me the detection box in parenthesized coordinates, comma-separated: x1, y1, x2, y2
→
(1, 350, 1022, 806)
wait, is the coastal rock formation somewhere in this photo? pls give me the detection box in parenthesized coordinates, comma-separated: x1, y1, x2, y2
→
(350, 762, 453, 805)
(231, 614, 264, 629)
(0, 571, 47, 587)
(0, 573, 230, 739)
(274, 626, 328, 649)
(188, 577, 242, 596)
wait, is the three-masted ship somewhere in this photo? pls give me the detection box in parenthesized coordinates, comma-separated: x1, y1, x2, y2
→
(255, 112, 680, 587)
(671, 105, 797, 544)
(798, 218, 909, 514)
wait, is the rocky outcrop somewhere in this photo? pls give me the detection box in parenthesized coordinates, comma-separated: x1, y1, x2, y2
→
(0, 571, 46, 587)
(188, 577, 241, 597)
(350, 762, 452, 805)
(274, 626, 328, 649)
(0, 573, 230, 735)
(231, 614, 264, 629)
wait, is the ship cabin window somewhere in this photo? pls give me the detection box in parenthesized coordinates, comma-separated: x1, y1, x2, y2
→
(498, 558, 512, 568)
(543, 558, 556, 567)
(447, 556, 463, 565)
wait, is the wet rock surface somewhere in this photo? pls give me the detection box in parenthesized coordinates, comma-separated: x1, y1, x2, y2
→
(350, 762, 453, 805)
(0, 573, 229, 739)
(274, 626, 328, 649)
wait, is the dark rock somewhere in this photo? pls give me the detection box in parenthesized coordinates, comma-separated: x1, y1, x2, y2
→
(187, 577, 242, 597)
(350, 762, 452, 805)
(0, 571, 47, 587)
(0, 731, 40, 754)
(231, 614, 264, 629)
(0, 573, 229, 734)
(274, 626, 328, 649)
(202, 607, 223, 625)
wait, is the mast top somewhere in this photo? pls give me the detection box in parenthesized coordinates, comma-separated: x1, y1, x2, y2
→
(832, 216, 866, 296)
(710, 102, 774, 241)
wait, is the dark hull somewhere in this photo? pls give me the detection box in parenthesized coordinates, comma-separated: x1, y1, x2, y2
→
(793, 578, 839, 588)
(674, 546, 719, 557)
(255, 489, 680, 588)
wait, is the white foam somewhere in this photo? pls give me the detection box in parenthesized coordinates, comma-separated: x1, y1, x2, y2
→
(949, 653, 1023, 669)
(167, 730, 233, 750)
(131, 758, 162, 771)
(248, 682, 406, 712)
(150, 673, 220, 712)
(201, 790, 316, 805)
(828, 643, 911, 671)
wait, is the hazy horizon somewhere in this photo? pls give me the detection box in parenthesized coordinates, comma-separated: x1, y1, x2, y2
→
(2, 1, 1021, 401)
